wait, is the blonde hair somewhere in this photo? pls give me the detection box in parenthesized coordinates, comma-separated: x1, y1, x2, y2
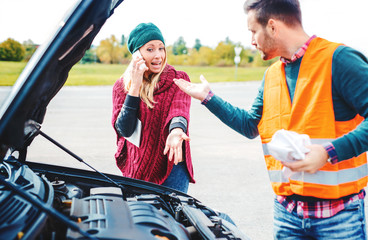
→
(122, 50, 167, 109)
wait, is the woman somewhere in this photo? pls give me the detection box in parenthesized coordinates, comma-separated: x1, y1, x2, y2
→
(112, 22, 194, 193)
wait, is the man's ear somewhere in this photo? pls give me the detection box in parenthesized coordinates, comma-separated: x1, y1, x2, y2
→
(267, 18, 278, 36)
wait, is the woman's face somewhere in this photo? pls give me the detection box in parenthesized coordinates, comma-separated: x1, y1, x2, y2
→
(139, 40, 166, 74)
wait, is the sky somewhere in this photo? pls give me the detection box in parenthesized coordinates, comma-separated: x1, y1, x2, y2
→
(0, 0, 367, 55)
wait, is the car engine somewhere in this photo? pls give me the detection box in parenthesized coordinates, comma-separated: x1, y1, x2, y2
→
(0, 156, 248, 240)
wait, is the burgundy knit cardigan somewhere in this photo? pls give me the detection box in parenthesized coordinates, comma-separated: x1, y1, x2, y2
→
(112, 64, 195, 184)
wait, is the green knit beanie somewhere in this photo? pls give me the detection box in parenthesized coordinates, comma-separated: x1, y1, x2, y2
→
(127, 22, 165, 54)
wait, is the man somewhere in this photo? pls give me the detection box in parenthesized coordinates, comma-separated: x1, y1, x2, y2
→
(174, 0, 368, 239)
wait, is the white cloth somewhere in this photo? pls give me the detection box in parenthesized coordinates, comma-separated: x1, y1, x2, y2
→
(267, 129, 311, 178)
(125, 119, 141, 147)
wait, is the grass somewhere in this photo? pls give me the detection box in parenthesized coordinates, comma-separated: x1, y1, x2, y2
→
(175, 65, 266, 83)
(0, 61, 266, 86)
(0, 61, 28, 85)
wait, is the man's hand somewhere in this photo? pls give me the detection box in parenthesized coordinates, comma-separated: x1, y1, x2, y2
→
(174, 75, 211, 101)
(281, 144, 330, 174)
(164, 128, 190, 165)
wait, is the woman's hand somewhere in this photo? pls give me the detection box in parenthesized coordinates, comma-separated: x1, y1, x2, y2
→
(174, 75, 211, 101)
(128, 55, 148, 96)
(164, 128, 190, 165)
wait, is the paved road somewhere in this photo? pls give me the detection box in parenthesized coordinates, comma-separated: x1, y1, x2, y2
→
(1, 82, 273, 239)
(4, 81, 366, 239)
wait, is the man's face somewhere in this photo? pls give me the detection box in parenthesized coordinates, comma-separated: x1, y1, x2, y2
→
(247, 10, 277, 60)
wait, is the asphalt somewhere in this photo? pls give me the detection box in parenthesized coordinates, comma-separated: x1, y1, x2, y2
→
(2, 82, 366, 239)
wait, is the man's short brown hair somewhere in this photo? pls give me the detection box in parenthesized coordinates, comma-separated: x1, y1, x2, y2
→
(244, 0, 302, 27)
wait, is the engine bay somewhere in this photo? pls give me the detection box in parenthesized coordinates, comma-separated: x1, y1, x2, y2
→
(0, 156, 248, 240)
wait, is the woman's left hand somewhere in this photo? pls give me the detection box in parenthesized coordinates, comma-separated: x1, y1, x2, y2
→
(164, 128, 190, 165)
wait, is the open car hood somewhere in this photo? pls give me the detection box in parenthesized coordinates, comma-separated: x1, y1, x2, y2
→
(0, 0, 123, 151)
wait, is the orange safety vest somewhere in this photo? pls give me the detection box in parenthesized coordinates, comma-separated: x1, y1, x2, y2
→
(258, 37, 368, 199)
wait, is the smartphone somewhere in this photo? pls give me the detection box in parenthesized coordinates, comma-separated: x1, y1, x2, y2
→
(132, 50, 147, 70)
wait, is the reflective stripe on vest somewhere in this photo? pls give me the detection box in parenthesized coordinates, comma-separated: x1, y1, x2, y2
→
(268, 164, 368, 185)
(263, 138, 368, 186)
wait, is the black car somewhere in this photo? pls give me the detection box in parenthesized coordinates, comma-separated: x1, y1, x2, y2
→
(0, 0, 249, 239)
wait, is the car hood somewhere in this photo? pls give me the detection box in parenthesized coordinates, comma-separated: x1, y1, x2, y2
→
(0, 0, 123, 151)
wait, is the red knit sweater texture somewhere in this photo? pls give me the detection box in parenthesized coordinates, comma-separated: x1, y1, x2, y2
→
(112, 64, 195, 184)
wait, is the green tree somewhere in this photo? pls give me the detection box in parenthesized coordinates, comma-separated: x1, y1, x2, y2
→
(0, 38, 25, 61)
(121, 34, 126, 45)
(193, 39, 202, 51)
(224, 36, 234, 45)
(80, 47, 98, 64)
(122, 44, 130, 58)
(172, 36, 187, 55)
(96, 35, 124, 64)
(197, 46, 216, 66)
(214, 40, 235, 66)
(252, 52, 278, 67)
(22, 39, 37, 61)
(239, 48, 255, 66)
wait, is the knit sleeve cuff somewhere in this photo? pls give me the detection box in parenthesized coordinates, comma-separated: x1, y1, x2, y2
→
(201, 90, 214, 105)
(124, 94, 140, 108)
(169, 116, 187, 133)
(323, 142, 339, 164)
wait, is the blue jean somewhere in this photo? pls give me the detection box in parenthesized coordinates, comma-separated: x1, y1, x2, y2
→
(273, 198, 367, 240)
(161, 162, 190, 193)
